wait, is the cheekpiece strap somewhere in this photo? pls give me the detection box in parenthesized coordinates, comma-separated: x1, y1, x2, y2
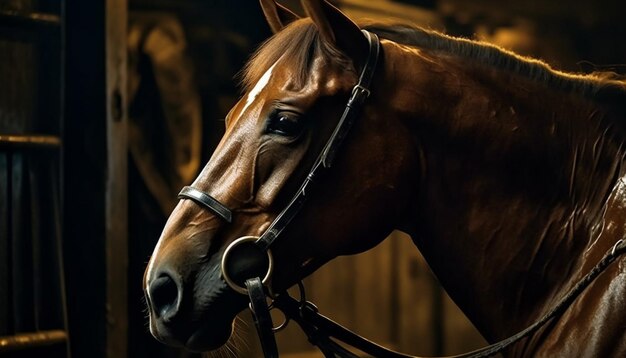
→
(246, 277, 279, 358)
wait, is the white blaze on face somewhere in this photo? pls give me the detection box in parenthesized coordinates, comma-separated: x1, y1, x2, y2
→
(240, 62, 277, 115)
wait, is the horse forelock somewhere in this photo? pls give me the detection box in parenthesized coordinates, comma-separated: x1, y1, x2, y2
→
(240, 19, 352, 94)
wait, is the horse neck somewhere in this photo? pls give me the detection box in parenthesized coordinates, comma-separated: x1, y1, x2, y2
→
(381, 40, 626, 340)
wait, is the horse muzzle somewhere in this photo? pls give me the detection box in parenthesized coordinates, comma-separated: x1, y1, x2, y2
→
(144, 246, 250, 352)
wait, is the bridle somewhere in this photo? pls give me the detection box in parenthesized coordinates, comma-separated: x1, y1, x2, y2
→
(180, 28, 379, 300)
(176, 30, 626, 358)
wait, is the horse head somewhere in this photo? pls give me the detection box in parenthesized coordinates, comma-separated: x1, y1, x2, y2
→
(143, 0, 417, 351)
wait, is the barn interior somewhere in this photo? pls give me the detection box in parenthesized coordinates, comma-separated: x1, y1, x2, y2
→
(1, 0, 624, 357)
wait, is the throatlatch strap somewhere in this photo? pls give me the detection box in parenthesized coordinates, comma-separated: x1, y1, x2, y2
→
(321, 30, 380, 168)
(246, 277, 279, 358)
(178, 186, 232, 223)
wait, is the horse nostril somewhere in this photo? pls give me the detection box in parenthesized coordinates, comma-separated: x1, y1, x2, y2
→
(149, 273, 181, 322)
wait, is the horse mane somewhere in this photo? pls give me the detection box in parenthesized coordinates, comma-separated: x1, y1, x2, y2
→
(363, 23, 626, 106)
(242, 19, 626, 108)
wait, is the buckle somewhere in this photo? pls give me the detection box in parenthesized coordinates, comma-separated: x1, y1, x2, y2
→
(612, 239, 626, 256)
(351, 84, 371, 100)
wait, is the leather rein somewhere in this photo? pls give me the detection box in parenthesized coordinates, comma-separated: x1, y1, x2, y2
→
(177, 30, 626, 357)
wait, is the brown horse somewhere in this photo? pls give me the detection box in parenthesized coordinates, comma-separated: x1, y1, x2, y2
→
(143, 0, 626, 356)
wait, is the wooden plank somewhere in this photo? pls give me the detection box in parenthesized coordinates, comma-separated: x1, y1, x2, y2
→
(0, 153, 9, 335)
(64, 0, 128, 356)
(27, 154, 66, 331)
(0, 10, 61, 28)
(49, 156, 69, 336)
(0, 329, 67, 352)
(394, 232, 438, 356)
(0, 37, 37, 133)
(105, 0, 128, 357)
(353, 237, 393, 344)
(28, 154, 42, 331)
(11, 152, 36, 333)
(0, 135, 61, 148)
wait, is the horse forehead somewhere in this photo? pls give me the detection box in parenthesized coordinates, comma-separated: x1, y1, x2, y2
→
(269, 54, 351, 93)
(229, 57, 352, 128)
(240, 62, 278, 115)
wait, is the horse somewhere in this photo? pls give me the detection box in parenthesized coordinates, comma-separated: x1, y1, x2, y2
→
(143, 0, 626, 356)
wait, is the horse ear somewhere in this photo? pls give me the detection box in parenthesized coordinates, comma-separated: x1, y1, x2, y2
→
(301, 0, 369, 69)
(260, 0, 300, 33)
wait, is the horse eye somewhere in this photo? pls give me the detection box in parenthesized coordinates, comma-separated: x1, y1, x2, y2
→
(265, 112, 303, 138)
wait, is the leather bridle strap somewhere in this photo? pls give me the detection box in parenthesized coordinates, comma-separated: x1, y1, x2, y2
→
(254, 30, 380, 252)
(269, 238, 626, 358)
(274, 294, 406, 358)
(246, 277, 279, 358)
(178, 186, 232, 223)
(236, 30, 380, 357)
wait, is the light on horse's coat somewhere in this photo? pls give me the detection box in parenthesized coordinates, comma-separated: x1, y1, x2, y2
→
(146, 230, 168, 295)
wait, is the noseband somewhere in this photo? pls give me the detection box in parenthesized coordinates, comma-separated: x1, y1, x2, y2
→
(176, 30, 626, 358)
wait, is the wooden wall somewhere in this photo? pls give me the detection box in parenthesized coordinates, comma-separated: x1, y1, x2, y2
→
(0, 1, 68, 357)
(64, 1, 128, 357)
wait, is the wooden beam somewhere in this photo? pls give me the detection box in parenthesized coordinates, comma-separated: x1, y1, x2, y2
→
(105, 0, 128, 357)
(0, 135, 61, 149)
(0, 330, 68, 352)
(64, 0, 128, 357)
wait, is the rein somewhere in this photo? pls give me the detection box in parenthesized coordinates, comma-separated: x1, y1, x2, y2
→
(176, 30, 626, 357)
(266, 238, 626, 358)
